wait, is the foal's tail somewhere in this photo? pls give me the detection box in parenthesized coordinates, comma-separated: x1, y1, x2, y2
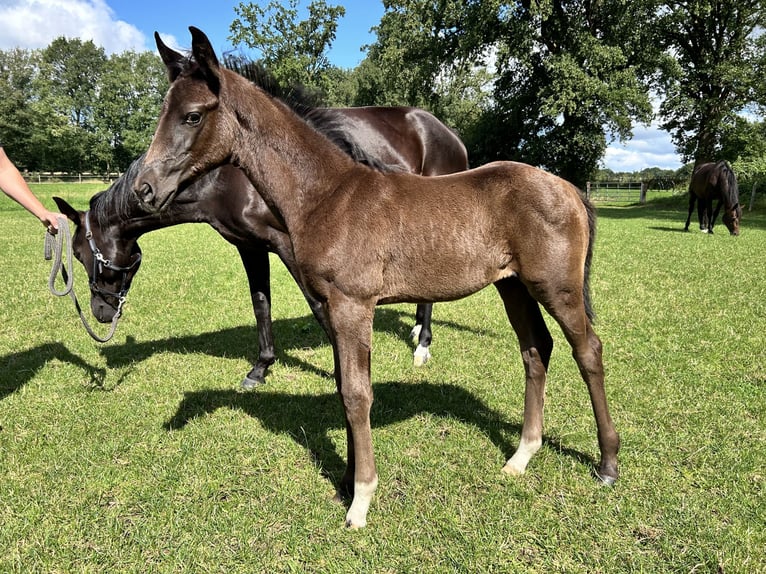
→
(581, 194, 597, 324)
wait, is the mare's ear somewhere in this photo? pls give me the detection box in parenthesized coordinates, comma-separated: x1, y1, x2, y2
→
(154, 31, 185, 83)
(189, 26, 221, 95)
(52, 196, 83, 226)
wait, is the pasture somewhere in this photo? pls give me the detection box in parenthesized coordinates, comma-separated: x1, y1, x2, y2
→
(1, 184, 764, 572)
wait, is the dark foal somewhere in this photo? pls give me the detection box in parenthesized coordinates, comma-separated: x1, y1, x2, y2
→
(133, 28, 620, 528)
(55, 104, 467, 387)
(684, 160, 741, 235)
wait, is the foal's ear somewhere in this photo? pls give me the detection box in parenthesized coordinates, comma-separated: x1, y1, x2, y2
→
(154, 31, 185, 83)
(189, 26, 221, 95)
(52, 196, 83, 226)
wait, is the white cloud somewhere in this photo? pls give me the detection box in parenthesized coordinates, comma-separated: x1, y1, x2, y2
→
(0, 0, 146, 54)
(602, 122, 684, 172)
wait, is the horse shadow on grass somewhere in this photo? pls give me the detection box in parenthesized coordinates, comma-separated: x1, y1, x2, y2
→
(0, 342, 106, 402)
(98, 306, 484, 382)
(161, 380, 596, 494)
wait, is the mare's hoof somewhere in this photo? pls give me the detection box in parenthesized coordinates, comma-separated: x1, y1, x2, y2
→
(240, 375, 265, 391)
(413, 345, 431, 367)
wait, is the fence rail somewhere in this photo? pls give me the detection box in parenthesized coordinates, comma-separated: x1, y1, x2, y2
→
(586, 181, 647, 203)
(22, 172, 121, 184)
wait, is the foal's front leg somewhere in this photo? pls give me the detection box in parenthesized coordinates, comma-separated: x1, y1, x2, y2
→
(326, 294, 378, 528)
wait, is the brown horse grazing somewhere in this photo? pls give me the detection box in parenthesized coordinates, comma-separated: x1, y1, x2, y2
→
(684, 160, 741, 235)
(51, 94, 468, 387)
(134, 28, 620, 528)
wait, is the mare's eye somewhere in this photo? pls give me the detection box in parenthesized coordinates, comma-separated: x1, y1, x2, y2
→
(185, 112, 202, 126)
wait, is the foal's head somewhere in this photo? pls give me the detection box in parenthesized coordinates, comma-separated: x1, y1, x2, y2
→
(134, 27, 235, 211)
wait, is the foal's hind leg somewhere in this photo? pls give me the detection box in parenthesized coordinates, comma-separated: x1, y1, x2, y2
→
(494, 278, 554, 476)
(543, 291, 620, 484)
(410, 303, 433, 367)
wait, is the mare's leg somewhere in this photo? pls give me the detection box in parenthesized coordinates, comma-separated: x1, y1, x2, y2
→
(411, 303, 433, 367)
(684, 191, 695, 231)
(237, 245, 275, 389)
(536, 282, 620, 484)
(698, 198, 708, 231)
(494, 278, 553, 476)
(710, 199, 723, 233)
(325, 293, 378, 528)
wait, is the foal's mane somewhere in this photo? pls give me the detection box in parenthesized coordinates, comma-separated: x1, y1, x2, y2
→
(221, 56, 391, 172)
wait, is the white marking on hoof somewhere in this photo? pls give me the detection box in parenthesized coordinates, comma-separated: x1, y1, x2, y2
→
(344, 477, 378, 529)
(413, 344, 431, 367)
(502, 437, 542, 476)
(409, 324, 422, 345)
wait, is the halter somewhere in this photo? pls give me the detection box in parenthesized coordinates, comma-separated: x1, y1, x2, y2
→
(84, 211, 142, 304)
(45, 213, 140, 343)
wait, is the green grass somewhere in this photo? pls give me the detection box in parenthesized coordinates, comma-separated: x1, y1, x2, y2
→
(1, 184, 764, 572)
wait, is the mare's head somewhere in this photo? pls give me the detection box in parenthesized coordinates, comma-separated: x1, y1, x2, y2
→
(134, 27, 233, 211)
(53, 196, 142, 322)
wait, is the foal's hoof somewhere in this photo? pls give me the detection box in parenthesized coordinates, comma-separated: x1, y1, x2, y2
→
(593, 468, 618, 486)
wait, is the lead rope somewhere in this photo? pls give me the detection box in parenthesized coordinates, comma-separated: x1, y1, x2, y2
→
(45, 216, 123, 343)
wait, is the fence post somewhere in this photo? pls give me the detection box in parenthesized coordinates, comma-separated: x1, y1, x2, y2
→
(586, 181, 591, 199)
(640, 182, 647, 204)
(750, 183, 757, 212)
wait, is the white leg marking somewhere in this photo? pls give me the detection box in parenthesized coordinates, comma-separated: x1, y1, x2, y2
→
(502, 437, 543, 476)
(345, 476, 378, 529)
(409, 324, 422, 345)
(413, 344, 432, 367)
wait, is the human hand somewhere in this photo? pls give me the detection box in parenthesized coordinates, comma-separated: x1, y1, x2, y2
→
(40, 210, 64, 234)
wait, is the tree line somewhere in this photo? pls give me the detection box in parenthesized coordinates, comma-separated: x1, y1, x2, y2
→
(2, 0, 766, 188)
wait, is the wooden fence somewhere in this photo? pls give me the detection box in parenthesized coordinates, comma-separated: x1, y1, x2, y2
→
(22, 172, 121, 184)
(586, 181, 648, 203)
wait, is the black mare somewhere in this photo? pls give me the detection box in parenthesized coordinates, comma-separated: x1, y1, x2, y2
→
(55, 105, 468, 388)
(684, 160, 741, 235)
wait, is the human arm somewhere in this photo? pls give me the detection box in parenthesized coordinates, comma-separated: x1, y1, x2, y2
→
(0, 146, 62, 231)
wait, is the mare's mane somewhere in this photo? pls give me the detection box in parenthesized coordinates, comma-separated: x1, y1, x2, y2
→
(89, 155, 147, 227)
(715, 160, 740, 208)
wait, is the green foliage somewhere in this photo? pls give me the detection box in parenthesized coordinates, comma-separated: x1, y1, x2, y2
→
(655, 0, 766, 163)
(229, 0, 346, 95)
(1, 184, 765, 571)
(0, 42, 164, 174)
(367, 0, 655, 187)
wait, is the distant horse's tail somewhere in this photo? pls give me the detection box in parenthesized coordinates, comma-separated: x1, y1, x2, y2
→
(581, 193, 597, 324)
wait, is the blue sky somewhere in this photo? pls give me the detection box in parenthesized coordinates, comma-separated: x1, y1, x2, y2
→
(104, 0, 384, 69)
(0, 0, 682, 171)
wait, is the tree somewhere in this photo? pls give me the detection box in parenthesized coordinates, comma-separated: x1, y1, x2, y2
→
(33, 37, 107, 171)
(368, 1, 657, 187)
(93, 51, 166, 171)
(0, 48, 40, 169)
(229, 0, 346, 95)
(655, 0, 766, 165)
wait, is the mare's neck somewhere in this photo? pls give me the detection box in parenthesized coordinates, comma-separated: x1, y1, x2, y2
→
(95, 168, 218, 238)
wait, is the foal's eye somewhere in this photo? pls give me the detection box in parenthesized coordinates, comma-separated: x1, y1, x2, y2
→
(185, 112, 202, 126)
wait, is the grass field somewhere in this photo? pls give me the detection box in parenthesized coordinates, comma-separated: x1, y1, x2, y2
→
(1, 184, 764, 572)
